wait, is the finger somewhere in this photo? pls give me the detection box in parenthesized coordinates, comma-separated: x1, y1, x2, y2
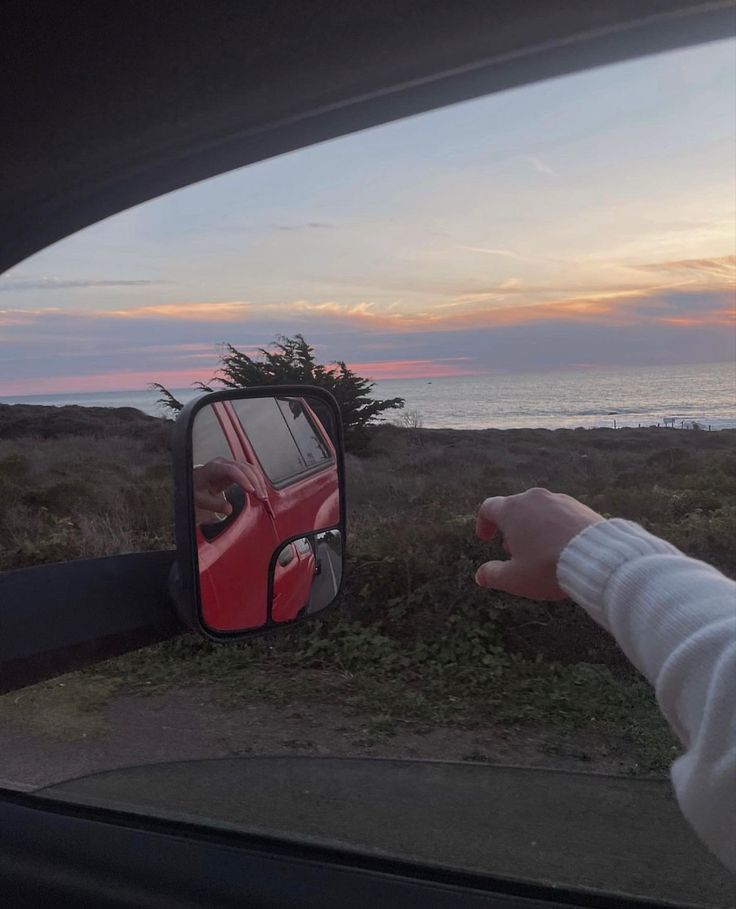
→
(197, 490, 233, 513)
(236, 461, 268, 501)
(476, 496, 507, 540)
(210, 461, 257, 496)
(474, 559, 527, 596)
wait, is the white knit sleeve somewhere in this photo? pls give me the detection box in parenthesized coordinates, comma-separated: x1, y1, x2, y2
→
(557, 519, 736, 872)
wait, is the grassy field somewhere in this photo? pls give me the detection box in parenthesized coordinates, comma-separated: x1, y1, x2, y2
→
(2, 404, 735, 774)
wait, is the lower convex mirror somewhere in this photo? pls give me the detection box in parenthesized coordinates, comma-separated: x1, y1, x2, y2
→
(272, 531, 343, 623)
(172, 387, 345, 639)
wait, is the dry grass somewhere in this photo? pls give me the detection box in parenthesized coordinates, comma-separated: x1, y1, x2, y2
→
(0, 420, 173, 569)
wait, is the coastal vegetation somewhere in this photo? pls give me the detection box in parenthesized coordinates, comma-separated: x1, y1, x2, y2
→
(1, 401, 734, 772)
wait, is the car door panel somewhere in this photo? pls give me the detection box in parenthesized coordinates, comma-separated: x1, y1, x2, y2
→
(196, 403, 282, 631)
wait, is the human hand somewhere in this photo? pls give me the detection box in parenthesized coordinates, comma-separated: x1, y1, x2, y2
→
(193, 457, 268, 525)
(474, 488, 604, 600)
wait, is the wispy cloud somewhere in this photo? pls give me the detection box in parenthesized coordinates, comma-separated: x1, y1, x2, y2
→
(267, 285, 735, 332)
(85, 277, 735, 334)
(460, 246, 526, 260)
(101, 301, 251, 321)
(283, 291, 619, 328)
(0, 307, 60, 326)
(0, 277, 166, 292)
(630, 255, 736, 283)
(272, 222, 334, 231)
(459, 245, 559, 265)
(520, 154, 556, 176)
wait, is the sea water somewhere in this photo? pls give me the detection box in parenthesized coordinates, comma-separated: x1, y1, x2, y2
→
(2, 362, 734, 430)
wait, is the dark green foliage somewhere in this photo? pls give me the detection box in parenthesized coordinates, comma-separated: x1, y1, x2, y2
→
(150, 383, 184, 412)
(154, 334, 405, 451)
(79, 608, 676, 773)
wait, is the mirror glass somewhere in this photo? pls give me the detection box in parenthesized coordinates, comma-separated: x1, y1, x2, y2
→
(191, 393, 342, 633)
(272, 531, 343, 623)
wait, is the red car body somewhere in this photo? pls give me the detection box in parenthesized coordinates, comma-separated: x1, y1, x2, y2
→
(195, 397, 339, 631)
(272, 537, 317, 623)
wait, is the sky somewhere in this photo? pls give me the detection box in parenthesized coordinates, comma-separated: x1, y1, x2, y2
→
(1, 38, 734, 395)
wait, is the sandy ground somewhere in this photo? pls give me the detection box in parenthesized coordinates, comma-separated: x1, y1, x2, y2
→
(1, 684, 658, 791)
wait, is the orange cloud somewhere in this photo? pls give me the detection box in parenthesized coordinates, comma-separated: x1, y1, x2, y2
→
(7, 252, 733, 344)
(0, 307, 60, 327)
(101, 301, 251, 321)
(273, 288, 650, 332)
(659, 312, 735, 327)
(53, 284, 721, 332)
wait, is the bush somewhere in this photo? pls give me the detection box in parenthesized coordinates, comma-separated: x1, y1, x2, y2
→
(153, 334, 405, 452)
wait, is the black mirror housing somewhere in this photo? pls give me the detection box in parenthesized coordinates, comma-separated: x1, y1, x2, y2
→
(171, 386, 346, 642)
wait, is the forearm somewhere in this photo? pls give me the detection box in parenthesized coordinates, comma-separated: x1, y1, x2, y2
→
(557, 519, 736, 871)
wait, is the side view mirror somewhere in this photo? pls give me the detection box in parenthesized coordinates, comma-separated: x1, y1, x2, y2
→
(171, 387, 346, 640)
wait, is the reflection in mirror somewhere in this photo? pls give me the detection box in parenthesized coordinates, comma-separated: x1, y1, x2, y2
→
(191, 394, 341, 634)
(271, 531, 343, 623)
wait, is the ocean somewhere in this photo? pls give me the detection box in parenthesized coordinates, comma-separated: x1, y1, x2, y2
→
(2, 362, 734, 431)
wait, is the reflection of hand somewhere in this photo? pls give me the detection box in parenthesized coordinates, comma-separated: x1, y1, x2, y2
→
(474, 488, 604, 600)
(194, 458, 268, 526)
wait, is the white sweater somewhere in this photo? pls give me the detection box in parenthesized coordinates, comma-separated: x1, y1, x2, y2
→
(557, 519, 736, 872)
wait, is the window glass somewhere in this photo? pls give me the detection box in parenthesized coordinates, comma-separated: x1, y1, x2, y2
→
(192, 404, 234, 464)
(2, 35, 735, 908)
(276, 398, 331, 467)
(230, 397, 307, 483)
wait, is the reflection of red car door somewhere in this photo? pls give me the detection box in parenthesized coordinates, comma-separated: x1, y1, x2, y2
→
(196, 397, 340, 630)
(272, 537, 316, 622)
(196, 403, 281, 631)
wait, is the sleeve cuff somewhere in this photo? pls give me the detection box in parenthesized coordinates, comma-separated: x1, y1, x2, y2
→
(556, 519, 680, 628)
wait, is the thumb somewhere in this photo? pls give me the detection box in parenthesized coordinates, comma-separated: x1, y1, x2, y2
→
(475, 559, 525, 596)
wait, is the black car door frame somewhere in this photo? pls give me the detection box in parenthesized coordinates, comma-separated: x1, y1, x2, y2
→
(0, 788, 671, 909)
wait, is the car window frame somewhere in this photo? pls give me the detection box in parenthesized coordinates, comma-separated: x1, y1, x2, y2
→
(275, 396, 333, 467)
(0, 786, 677, 909)
(4, 4, 735, 904)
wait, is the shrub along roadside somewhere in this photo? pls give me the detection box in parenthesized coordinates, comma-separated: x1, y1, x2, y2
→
(68, 602, 676, 773)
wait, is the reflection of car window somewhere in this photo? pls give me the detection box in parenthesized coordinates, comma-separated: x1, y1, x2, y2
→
(277, 399, 331, 466)
(231, 397, 331, 484)
(231, 397, 308, 482)
(294, 537, 313, 556)
(192, 404, 234, 464)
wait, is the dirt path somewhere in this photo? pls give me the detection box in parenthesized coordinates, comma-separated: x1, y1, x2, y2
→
(1, 685, 660, 790)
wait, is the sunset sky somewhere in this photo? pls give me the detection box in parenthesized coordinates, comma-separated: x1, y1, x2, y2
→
(1, 38, 734, 395)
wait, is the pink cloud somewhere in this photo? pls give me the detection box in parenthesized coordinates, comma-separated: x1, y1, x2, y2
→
(101, 301, 251, 321)
(0, 368, 206, 396)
